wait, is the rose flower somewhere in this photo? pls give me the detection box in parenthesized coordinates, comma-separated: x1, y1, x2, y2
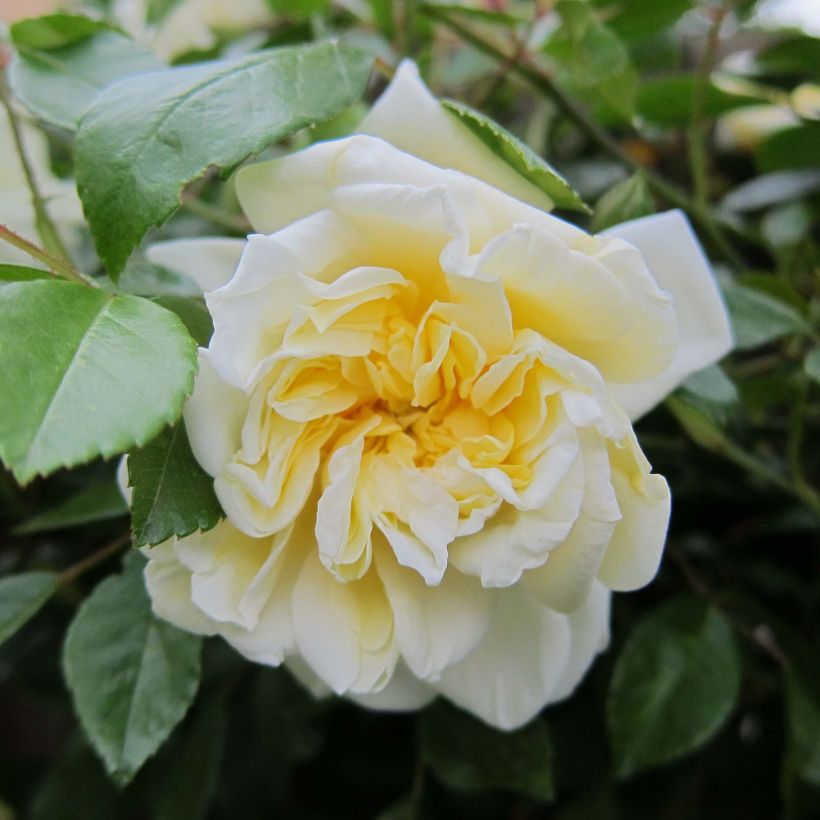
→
(132, 62, 732, 729)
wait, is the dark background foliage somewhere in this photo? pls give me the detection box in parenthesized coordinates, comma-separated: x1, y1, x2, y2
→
(1, 0, 819, 818)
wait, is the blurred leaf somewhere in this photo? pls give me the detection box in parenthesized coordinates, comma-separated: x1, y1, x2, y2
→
(420, 701, 554, 801)
(0, 281, 197, 484)
(607, 595, 741, 777)
(805, 348, 820, 385)
(756, 35, 820, 81)
(546, 0, 637, 120)
(757, 124, 820, 172)
(9, 15, 162, 131)
(376, 794, 417, 820)
(784, 656, 820, 789)
(13, 478, 127, 535)
(117, 260, 202, 297)
(0, 264, 51, 284)
(679, 365, 738, 425)
(30, 736, 125, 820)
(761, 201, 812, 248)
(681, 364, 738, 406)
(267, 0, 329, 16)
(127, 421, 223, 547)
(722, 280, 809, 350)
(666, 394, 731, 451)
(63, 553, 202, 786)
(151, 694, 228, 820)
(8, 13, 113, 49)
(720, 170, 820, 212)
(441, 100, 589, 212)
(0, 572, 59, 648)
(591, 171, 653, 232)
(591, 0, 695, 39)
(75, 41, 373, 279)
(419, 3, 525, 26)
(638, 76, 764, 126)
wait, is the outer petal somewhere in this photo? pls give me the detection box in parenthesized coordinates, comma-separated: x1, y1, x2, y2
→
(604, 210, 733, 419)
(291, 551, 398, 695)
(434, 586, 572, 730)
(183, 350, 248, 478)
(435, 582, 611, 729)
(596, 431, 671, 591)
(358, 60, 555, 213)
(143, 542, 217, 636)
(375, 545, 494, 682)
(348, 661, 436, 711)
(146, 237, 247, 294)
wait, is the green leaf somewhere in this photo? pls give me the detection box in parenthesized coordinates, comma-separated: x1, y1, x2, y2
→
(681, 365, 738, 407)
(546, 0, 637, 120)
(30, 736, 126, 820)
(75, 41, 373, 279)
(592, 0, 695, 39)
(761, 201, 812, 248)
(9, 13, 113, 50)
(63, 553, 202, 785)
(805, 348, 820, 386)
(0, 571, 59, 647)
(13, 478, 128, 535)
(637, 75, 765, 126)
(756, 35, 820, 81)
(420, 701, 554, 801)
(591, 171, 653, 232)
(0, 280, 197, 484)
(0, 264, 51, 284)
(152, 295, 213, 346)
(440, 100, 589, 213)
(149, 694, 228, 820)
(127, 421, 223, 547)
(757, 123, 820, 172)
(666, 395, 731, 451)
(607, 595, 741, 777)
(784, 657, 820, 788)
(9, 16, 162, 131)
(722, 280, 808, 350)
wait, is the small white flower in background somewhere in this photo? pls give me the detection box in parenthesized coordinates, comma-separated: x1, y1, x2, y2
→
(111, 0, 272, 60)
(0, 107, 83, 266)
(127, 62, 733, 730)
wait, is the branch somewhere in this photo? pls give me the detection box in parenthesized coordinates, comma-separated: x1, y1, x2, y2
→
(0, 223, 96, 286)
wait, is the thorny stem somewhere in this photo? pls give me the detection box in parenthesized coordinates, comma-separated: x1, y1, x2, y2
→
(0, 223, 96, 286)
(422, 5, 748, 267)
(59, 532, 131, 586)
(0, 55, 74, 265)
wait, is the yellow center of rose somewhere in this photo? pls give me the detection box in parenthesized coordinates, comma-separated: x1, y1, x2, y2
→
(213, 264, 629, 589)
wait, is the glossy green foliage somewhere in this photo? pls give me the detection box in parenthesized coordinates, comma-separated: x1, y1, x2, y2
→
(75, 41, 373, 278)
(0, 280, 197, 483)
(63, 554, 202, 785)
(127, 421, 223, 547)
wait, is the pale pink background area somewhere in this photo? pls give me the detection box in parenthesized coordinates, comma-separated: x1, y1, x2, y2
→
(0, 0, 64, 21)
